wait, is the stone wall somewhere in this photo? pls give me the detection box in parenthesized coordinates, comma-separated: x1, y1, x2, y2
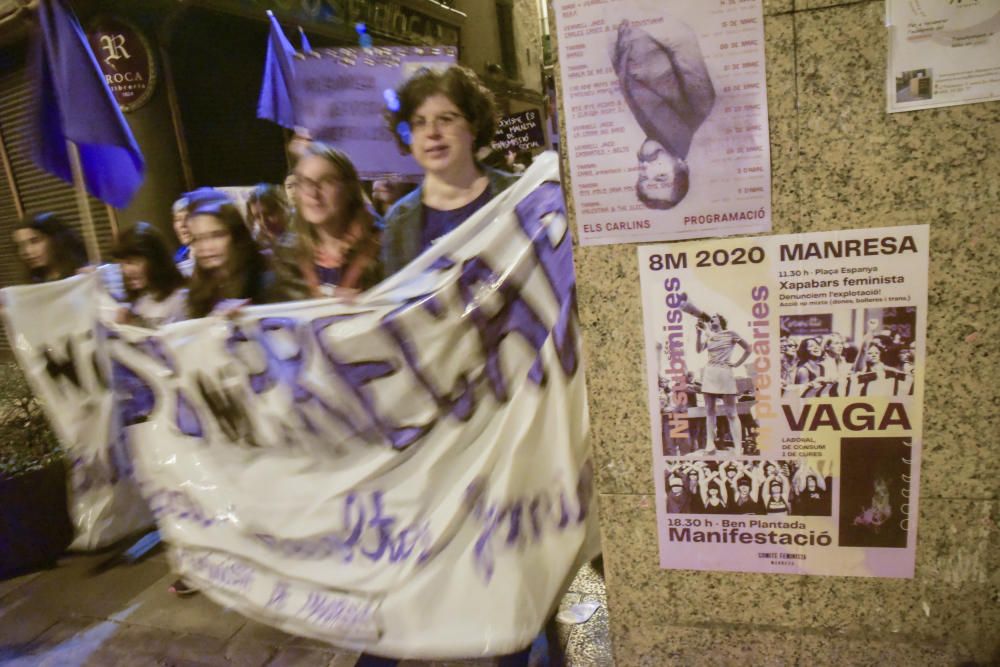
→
(569, 0, 999, 664)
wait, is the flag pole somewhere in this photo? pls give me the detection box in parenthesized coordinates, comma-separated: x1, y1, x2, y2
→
(105, 203, 120, 244)
(66, 140, 101, 265)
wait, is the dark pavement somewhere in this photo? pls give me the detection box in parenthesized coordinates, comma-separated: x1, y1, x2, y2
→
(0, 543, 611, 667)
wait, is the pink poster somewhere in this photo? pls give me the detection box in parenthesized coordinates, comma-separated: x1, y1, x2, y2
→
(638, 226, 928, 577)
(553, 0, 772, 245)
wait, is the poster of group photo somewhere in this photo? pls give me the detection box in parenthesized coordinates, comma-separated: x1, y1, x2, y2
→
(638, 225, 929, 577)
(553, 0, 772, 246)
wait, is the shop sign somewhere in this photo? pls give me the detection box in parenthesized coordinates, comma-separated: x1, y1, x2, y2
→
(87, 16, 157, 113)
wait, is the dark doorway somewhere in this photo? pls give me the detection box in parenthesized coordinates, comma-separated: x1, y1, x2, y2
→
(168, 8, 288, 188)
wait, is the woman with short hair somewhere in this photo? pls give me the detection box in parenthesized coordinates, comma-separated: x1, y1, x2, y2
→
(381, 65, 517, 276)
(358, 67, 531, 667)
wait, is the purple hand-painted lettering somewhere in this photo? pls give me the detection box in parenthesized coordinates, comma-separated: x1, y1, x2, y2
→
(469, 460, 593, 583)
(380, 297, 477, 422)
(456, 257, 551, 401)
(148, 487, 217, 527)
(226, 318, 368, 444)
(111, 359, 155, 426)
(252, 490, 432, 565)
(226, 324, 277, 395)
(296, 591, 374, 630)
(514, 181, 580, 376)
(266, 581, 291, 610)
(180, 551, 255, 592)
(175, 389, 203, 437)
(312, 314, 432, 449)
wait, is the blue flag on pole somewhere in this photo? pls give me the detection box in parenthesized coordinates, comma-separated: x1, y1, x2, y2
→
(298, 27, 313, 55)
(257, 11, 298, 129)
(29, 0, 145, 209)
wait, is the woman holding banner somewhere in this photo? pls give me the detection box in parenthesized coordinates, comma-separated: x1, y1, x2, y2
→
(166, 194, 306, 596)
(185, 196, 306, 318)
(852, 338, 905, 396)
(291, 143, 383, 296)
(12, 213, 87, 284)
(381, 65, 518, 276)
(112, 223, 187, 328)
(358, 62, 532, 667)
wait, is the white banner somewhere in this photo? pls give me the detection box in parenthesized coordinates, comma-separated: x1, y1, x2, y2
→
(2, 276, 152, 550)
(3, 154, 600, 658)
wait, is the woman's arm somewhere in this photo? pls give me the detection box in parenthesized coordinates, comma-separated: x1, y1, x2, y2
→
(749, 469, 764, 501)
(729, 333, 751, 368)
(852, 344, 869, 373)
(791, 463, 807, 494)
(698, 470, 711, 507)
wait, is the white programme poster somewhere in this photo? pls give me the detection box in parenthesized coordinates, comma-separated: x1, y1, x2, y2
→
(638, 225, 928, 578)
(553, 0, 772, 246)
(886, 0, 1000, 113)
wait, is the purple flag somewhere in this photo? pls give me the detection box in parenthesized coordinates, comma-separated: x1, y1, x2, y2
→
(257, 11, 298, 129)
(29, 0, 145, 209)
(298, 26, 313, 54)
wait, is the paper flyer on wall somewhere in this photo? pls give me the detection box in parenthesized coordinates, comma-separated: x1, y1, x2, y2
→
(638, 225, 928, 578)
(552, 0, 771, 246)
(886, 0, 1000, 113)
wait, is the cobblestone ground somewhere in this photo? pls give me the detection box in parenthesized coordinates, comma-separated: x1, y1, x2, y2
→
(0, 542, 612, 667)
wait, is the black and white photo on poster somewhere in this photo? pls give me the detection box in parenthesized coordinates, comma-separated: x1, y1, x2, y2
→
(657, 273, 771, 459)
(611, 12, 715, 212)
(664, 459, 833, 517)
(779, 307, 918, 398)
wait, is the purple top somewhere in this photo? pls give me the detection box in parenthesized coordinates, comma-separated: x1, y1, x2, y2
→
(419, 186, 493, 253)
(314, 263, 343, 288)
